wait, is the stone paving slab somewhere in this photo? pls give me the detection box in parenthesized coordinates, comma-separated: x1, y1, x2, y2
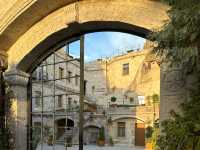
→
(37, 144, 145, 150)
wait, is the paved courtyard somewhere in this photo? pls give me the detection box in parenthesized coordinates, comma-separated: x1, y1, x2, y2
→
(37, 144, 145, 150)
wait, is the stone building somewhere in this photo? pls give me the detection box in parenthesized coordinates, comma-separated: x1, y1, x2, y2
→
(31, 42, 160, 148)
(31, 47, 81, 145)
(31, 47, 101, 147)
(85, 44, 160, 146)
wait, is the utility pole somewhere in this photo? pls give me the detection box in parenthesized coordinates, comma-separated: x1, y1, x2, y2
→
(79, 35, 84, 150)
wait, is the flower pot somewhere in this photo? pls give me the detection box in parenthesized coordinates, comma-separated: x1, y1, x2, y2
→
(110, 104, 117, 108)
(47, 135, 53, 146)
(145, 142, 153, 150)
(97, 140, 105, 146)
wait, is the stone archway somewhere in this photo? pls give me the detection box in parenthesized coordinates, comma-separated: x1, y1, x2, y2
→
(0, 1, 187, 150)
(56, 118, 74, 140)
(84, 125, 100, 145)
(0, 0, 168, 71)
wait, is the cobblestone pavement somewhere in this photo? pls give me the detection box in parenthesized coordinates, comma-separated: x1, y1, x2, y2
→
(37, 144, 145, 150)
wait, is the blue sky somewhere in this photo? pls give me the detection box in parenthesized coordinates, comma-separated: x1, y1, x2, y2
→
(68, 32, 146, 62)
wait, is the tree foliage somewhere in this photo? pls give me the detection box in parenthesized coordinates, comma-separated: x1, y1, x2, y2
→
(152, 0, 200, 72)
(150, 0, 200, 149)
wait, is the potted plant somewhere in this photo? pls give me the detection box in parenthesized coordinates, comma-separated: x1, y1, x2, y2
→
(110, 96, 117, 108)
(145, 126, 153, 150)
(109, 137, 114, 146)
(47, 135, 53, 146)
(97, 127, 105, 146)
(65, 136, 72, 147)
(32, 127, 41, 150)
(111, 96, 117, 102)
(107, 117, 112, 125)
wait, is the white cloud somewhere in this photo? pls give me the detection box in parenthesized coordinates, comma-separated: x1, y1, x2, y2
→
(69, 32, 146, 62)
(105, 32, 146, 53)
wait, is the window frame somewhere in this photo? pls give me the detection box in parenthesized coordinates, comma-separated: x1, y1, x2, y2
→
(57, 95, 63, 108)
(122, 63, 129, 75)
(117, 122, 126, 137)
(59, 67, 64, 79)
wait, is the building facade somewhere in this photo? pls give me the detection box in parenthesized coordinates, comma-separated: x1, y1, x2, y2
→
(85, 45, 160, 146)
(31, 43, 160, 148)
(31, 48, 83, 147)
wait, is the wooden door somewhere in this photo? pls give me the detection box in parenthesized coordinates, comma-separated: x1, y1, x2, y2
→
(135, 123, 145, 146)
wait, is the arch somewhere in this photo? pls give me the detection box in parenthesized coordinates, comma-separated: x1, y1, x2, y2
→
(0, 1, 172, 149)
(67, 118, 74, 127)
(84, 125, 100, 129)
(17, 21, 151, 73)
(4, 0, 168, 72)
(111, 115, 145, 123)
(0, 0, 168, 52)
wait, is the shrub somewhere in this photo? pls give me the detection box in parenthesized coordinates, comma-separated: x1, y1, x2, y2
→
(109, 137, 114, 146)
(98, 127, 105, 141)
(146, 126, 153, 139)
(111, 96, 117, 102)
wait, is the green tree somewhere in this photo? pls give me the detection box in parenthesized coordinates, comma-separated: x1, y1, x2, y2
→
(150, 0, 200, 149)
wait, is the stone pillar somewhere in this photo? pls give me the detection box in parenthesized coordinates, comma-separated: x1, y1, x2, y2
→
(0, 51, 8, 149)
(5, 69, 30, 150)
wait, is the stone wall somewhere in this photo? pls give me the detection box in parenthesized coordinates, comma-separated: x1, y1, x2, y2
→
(1, 0, 191, 149)
(0, 0, 168, 70)
(159, 61, 196, 121)
(85, 48, 160, 108)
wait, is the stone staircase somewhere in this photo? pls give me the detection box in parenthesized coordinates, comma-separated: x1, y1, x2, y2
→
(56, 127, 79, 145)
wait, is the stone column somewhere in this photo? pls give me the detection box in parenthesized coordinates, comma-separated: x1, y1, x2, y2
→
(0, 51, 8, 148)
(5, 69, 30, 150)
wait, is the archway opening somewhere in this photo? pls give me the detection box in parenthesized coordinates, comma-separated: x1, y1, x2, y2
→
(29, 27, 159, 150)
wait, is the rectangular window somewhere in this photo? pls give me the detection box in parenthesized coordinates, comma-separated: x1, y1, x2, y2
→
(68, 97, 72, 106)
(138, 96, 145, 105)
(34, 122, 41, 128)
(68, 71, 72, 83)
(130, 97, 134, 103)
(59, 67, 64, 79)
(35, 91, 41, 108)
(32, 70, 37, 80)
(43, 65, 48, 80)
(75, 74, 79, 86)
(117, 122, 126, 137)
(84, 80, 87, 95)
(122, 63, 129, 75)
(92, 86, 95, 94)
(38, 68, 42, 80)
(57, 95, 63, 108)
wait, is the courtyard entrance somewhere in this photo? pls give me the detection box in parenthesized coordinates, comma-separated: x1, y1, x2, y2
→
(0, 1, 191, 150)
(29, 32, 159, 150)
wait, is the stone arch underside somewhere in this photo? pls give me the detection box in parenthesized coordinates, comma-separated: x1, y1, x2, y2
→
(111, 115, 145, 123)
(0, 0, 168, 71)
